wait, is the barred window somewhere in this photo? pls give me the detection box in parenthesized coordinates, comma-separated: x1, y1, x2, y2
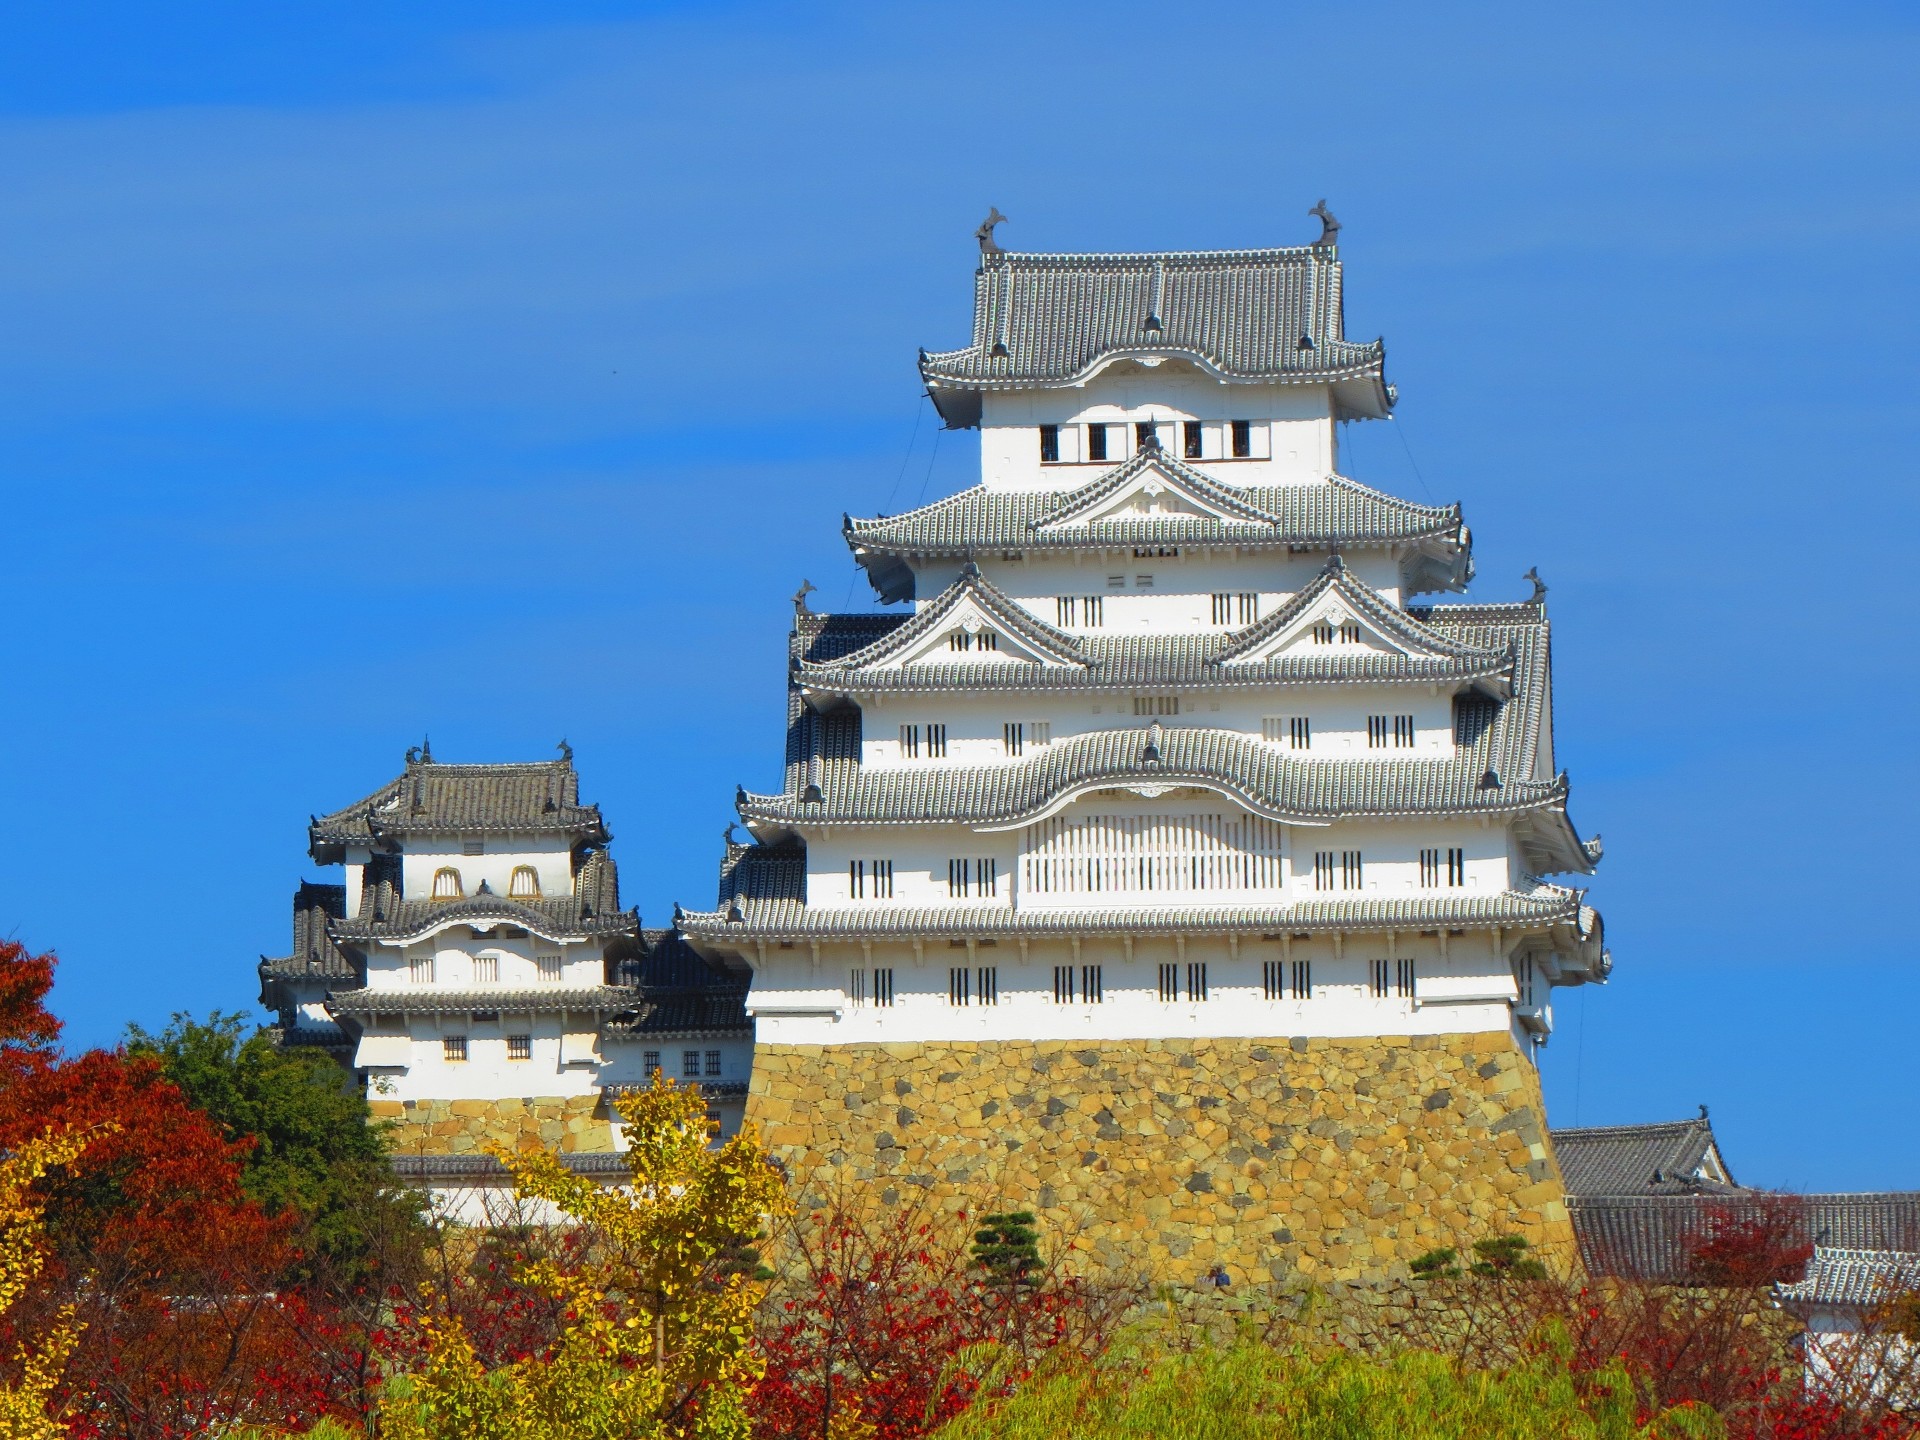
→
(706, 1049, 722, 1076)
(947, 630, 997, 653)
(927, 724, 947, 758)
(409, 955, 436, 985)
(873, 968, 894, 1007)
(1396, 958, 1417, 999)
(1291, 959, 1313, 999)
(507, 1034, 531, 1061)
(849, 967, 867, 1005)
(431, 867, 463, 901)
(1055, 595, 1076, 626)
(1313, 851, 1336, 891)
(1342, 851, 1364, 889)
(1368, 715, 1390, 748)
(1083, 595, 1103, 626)
(946, 858, 997, 898)
(443, 1035, 468, 1063)
(683, 1050, 701, 1078)
(536, 951, 563, 982)
(899, 724, 919, 759)
(471, 953, 499, 985)
(508, 865, 541, 899)
(948, 966, 972, 1006)
(1039, 424, 1060, 463)
(1230, 419, 1253, 458)
(1187, 962, 1209, 1002)
(849, 859, 895, 900)
(1081, 964, 1103, 1003)
(1420, 848, 1441, 887)
(1393, 715, 1415, 747)
(1132, 695, 1180, 716)
(1311, 621, 1334, 645)
(643, 1050, 661, 1074)
(1370, 960, 1391, 999)
(1183, 420, 1203, 458)
(1447, 847, 1466, 887)
(462, 840, 485, 857)
(1340, 621, 1363, 644)
(1263, 959, 1284, 1000)
(1134, 420, 1161, 451)
(1004, 722, 1023, 757)
(1087, 423, 1110, 462)
(1053, 964, 1104, 1003)
(977, 967, 998, 1006)
(1210, 592, 1259, 625)
(1158, 963, 1180, 1002)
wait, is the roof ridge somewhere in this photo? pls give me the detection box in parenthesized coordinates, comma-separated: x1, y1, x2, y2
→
(985, 245, 1330, 266)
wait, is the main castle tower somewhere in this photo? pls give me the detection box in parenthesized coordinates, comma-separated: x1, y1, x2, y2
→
(685, 213, 1605, 1282)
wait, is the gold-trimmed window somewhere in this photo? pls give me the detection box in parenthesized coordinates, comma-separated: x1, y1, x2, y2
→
(508, 865, 541, 899)
(431, 867, 463, 901)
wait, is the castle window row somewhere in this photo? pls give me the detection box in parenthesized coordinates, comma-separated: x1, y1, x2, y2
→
(947, 629, 997, 653)
(1419, 847, 1467, 887)
(947, 857, 999, 898)
(1310, 620, 1365, 645)
(1210, 592, 1260, 626)
(1258, 715, 1421, 751)
(1312, 850, 1366, 891)
(1054, 595, 1105, 627)
(1037, 420, 1265, 465)
(899, 723, 947, 759)
(836, 959, 1428, 1009)
(638, 1050, 724, 1077)
(403, 949, 570, 985)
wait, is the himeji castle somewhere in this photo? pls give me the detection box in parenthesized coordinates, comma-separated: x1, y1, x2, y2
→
(672, 209, 1610, 1281)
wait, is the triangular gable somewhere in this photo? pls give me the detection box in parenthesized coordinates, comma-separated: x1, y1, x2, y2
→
(1031, 447, 1283, 533)
(1216, 557, 1506, 668)
(798, 565, 1088, 674)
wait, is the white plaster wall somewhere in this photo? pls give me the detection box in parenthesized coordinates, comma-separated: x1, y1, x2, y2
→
(599, 1039, 755, 1089)
(803, 809, 1512, 910)
(978, 373, 1337, 490)
(857, 698, 1460, 770)
(364, 934, 603, 991)
(957, 548, 1405, 620)
(744, 931, 1531, 1047)
(362, 1019, 604, 1103)
(398, 836, 578, 901)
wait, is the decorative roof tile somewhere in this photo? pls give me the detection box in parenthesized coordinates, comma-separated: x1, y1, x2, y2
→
(918, 246, 1390, 426)
(309, 749, 607, 862)
(334, 847, 635, 945)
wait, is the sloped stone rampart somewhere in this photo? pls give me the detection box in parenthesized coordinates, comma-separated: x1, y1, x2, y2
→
(747, 1033, 1573, 1284)
(369, 1094, 616, 1155)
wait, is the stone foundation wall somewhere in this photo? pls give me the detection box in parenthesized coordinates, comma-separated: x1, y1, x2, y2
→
(748, 1033, 1573, 1285)
(370, 1094, 616, 1155)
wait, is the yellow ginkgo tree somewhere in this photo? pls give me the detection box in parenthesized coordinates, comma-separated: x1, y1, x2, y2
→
(381, 1074, 790, 1440)
(0, 1126, 100, 1440)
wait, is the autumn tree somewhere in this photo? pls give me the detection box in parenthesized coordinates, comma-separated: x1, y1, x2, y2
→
(381, 1073, 789, 1440)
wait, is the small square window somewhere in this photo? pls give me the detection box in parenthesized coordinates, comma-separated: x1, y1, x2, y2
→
(683, 1050, 701, 1078)
(1231, 420, 1253, 458)
(462, 840, 485, 857)
(643, 1049, 661, 1075)
(1038, 424, 1060, 463)
(1183, 421, 1203, 459)
(443, 1035, 468, 1063)
(705, 1049, 722, 1076)
(1087, 423, 1110, 462)
(507, 1034, 531, 1061)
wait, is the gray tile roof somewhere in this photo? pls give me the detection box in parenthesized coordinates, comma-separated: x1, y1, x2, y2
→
(1569, 1194, 1920, 1283)
(797, 558, 1512, 699)
(325, 985, 640, 1018)
(258, 882, 357, 1014)
(918, 245, 1391, 427)
(844, 455, 1467, 587)
(677, 841, 1599, 949)
(741, 723, 1575, 832)
(333, 846, 636, 945)
(1551, 1116, 1737, 1197)
(603, 931, 751, 1039)
(390, 1152, 632, 1182)
(1777, 1246, 1920, 1311)
(309, 749, 608, 862)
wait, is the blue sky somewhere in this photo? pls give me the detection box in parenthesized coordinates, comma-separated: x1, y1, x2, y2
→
(3, 1, 1915, 1191)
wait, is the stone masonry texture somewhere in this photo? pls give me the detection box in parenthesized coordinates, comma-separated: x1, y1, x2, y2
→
(747, 1033, 1574, 1285)
(370, 1094, 616, 1155)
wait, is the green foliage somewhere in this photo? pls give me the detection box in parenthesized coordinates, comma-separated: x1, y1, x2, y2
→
(1410, 1236, 1547, 1283)
(125, 1010, 426, 1280)
(933, 1334, 1724, 1440)
(970, 1211, 1039, 1282)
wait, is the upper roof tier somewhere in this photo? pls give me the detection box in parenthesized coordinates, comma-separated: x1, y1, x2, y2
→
(846, 448, 1471, 601)
(919, 244, 1392, 428)
(309, 745, 609, 863)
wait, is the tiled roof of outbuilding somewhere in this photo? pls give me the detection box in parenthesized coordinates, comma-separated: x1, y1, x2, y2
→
(309, 749, 608, 861)
(1551, 1116, 1736, 1197)
(918, 245, 1391, 426)
(1569, 1194, 1920, 1283)
(258, 882, 356, 1013)
(1777, 1246, 1920, 1311)
(603, 928, 751, 1038)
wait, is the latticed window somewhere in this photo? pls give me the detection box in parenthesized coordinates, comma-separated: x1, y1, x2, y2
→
(848, 859, 894, 900)
(1038, 424, 1060, 463)
(1004, 722, 1024, 757)
(927, 724, 947, 758)
(1342, 851, 1364, 889)
(1370, 960, 1391, 999)
(1157, 963, 1180, 1002)
(849, 968, 867, 1006)
(1263, 960, 1284, 1000)
(706, 1050, 722, 1076)
(431, 867, 463, 901)
(643, 1050, 661, 1074)
(1340, 621, 1363, 643)
(536, 951, 563, 982)
(1263, 716, 1311, 750)
(1396, 959, 1417, 999)
(683, 1051, 701, 1078)
(873, 968, 894, 1007)
(1231, 419, 1253, 458)
(946, 858, 997, 899)
(1052, 964, 1104, 1004)
(1022, 812, 1283, 897)
(1210, 592, 1259, 625)
(948, 967, 972, 1006)
(443, 1035, 468, 1062)
(1394, 715, 1416, 747)
(409, 955, 436, 985)
(1132, 695, 1180, 716)
(1291, 960, 1313, 999)
(976, 967, 998, 1006)
(508, 865, 541, 899)
(1183, 420, 1203, 458)
(1311, 621, 1334, 645)
(1187, 962, 1209, 1002)
(1087, 423, 1110, 462)
(471, 953, 499, 984)
(947, 630, 997, 653)
(507, 1034, 531, 1061)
